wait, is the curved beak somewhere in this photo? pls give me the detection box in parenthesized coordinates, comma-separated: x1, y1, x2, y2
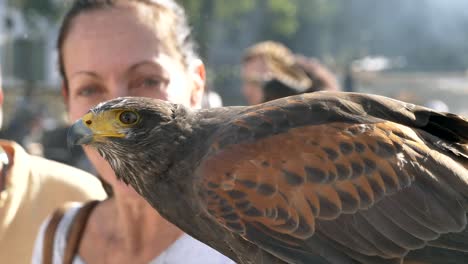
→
(68, 118, 95, 147)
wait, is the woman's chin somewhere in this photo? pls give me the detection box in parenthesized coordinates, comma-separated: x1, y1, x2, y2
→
(83, 145, 147, 200)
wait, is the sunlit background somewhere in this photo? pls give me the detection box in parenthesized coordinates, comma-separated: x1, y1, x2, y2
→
(0, 0, 467, 169)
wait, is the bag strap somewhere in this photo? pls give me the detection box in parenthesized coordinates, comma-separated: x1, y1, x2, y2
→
(42, 200, 100, 264)
(43, 203, 74, 264)
(63, 200, 100, 264)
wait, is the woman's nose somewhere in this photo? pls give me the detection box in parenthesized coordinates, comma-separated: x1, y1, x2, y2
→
(108, 82, 131, 99)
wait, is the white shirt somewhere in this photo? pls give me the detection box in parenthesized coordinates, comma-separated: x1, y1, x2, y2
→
(32, 203, 235, 264)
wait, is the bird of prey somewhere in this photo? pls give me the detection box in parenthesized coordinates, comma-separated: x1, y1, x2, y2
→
(68, 92, 468, 264)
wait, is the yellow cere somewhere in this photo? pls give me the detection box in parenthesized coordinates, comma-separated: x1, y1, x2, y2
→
(81, 110, 129, 141)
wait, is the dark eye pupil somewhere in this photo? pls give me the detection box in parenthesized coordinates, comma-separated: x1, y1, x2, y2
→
(120, 111, 138, 124)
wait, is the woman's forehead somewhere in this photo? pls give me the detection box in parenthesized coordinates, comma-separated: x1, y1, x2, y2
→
(63, 5, 177, 76)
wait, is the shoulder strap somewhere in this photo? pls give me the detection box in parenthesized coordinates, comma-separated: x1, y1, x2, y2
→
(42, 200, 100, 264)
(43, 203, 75, 264)
(63, 200, 100, 264)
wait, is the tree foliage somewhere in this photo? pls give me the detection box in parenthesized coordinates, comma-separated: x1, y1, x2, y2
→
(11, 0, 468, 71)
(9, 0, 468, 97)
(9, 0, 64, 21)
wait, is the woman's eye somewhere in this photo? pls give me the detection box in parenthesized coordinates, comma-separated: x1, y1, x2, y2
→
(141, 78, 162, 88)
(77, 86, 101, 97)
(133, 76, 166, 92)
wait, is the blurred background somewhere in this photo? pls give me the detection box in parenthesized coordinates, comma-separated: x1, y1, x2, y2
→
(0, 0, 467, 170)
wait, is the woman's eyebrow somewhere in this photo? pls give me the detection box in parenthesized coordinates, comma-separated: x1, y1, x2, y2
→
(127, 60, 163, 73)
(69, 71, 102, 81)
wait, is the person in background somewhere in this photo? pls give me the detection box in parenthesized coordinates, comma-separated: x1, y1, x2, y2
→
(32, 1, 235, 263)
(343, 63, 356, 92)
(0, 67, 107, 263)
(201, 88, 223, 108)
(294, 55, 340, 93)
(241, 41, 297, 105)
(241, 40, 339, 104)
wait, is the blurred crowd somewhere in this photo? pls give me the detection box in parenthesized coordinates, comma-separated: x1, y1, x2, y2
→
(1, 38, 457, 173)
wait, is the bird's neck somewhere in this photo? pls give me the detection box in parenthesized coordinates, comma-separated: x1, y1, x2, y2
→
(141, 110, 218, 211)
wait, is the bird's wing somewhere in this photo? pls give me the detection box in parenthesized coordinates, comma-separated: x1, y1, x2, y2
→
(195, 92, 468, 264)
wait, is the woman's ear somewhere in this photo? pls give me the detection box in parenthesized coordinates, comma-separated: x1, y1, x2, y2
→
(189, 59, 206, 109)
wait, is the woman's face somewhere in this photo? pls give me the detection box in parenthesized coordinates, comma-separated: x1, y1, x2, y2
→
(62, 4, 205, 194)
(241, 57, 269, 105)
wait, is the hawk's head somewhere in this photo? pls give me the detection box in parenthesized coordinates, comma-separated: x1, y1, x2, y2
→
(68, 97, 188, 192)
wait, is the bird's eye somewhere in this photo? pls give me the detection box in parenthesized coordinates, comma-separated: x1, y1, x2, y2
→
(119, 111, 139, 125)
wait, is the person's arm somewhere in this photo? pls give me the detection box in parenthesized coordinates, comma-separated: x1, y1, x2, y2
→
(31, 216, 50, 264)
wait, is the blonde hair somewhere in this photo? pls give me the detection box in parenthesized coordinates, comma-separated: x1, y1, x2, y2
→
(242, 41, 311, 90)
(243, 40, 295, 66)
